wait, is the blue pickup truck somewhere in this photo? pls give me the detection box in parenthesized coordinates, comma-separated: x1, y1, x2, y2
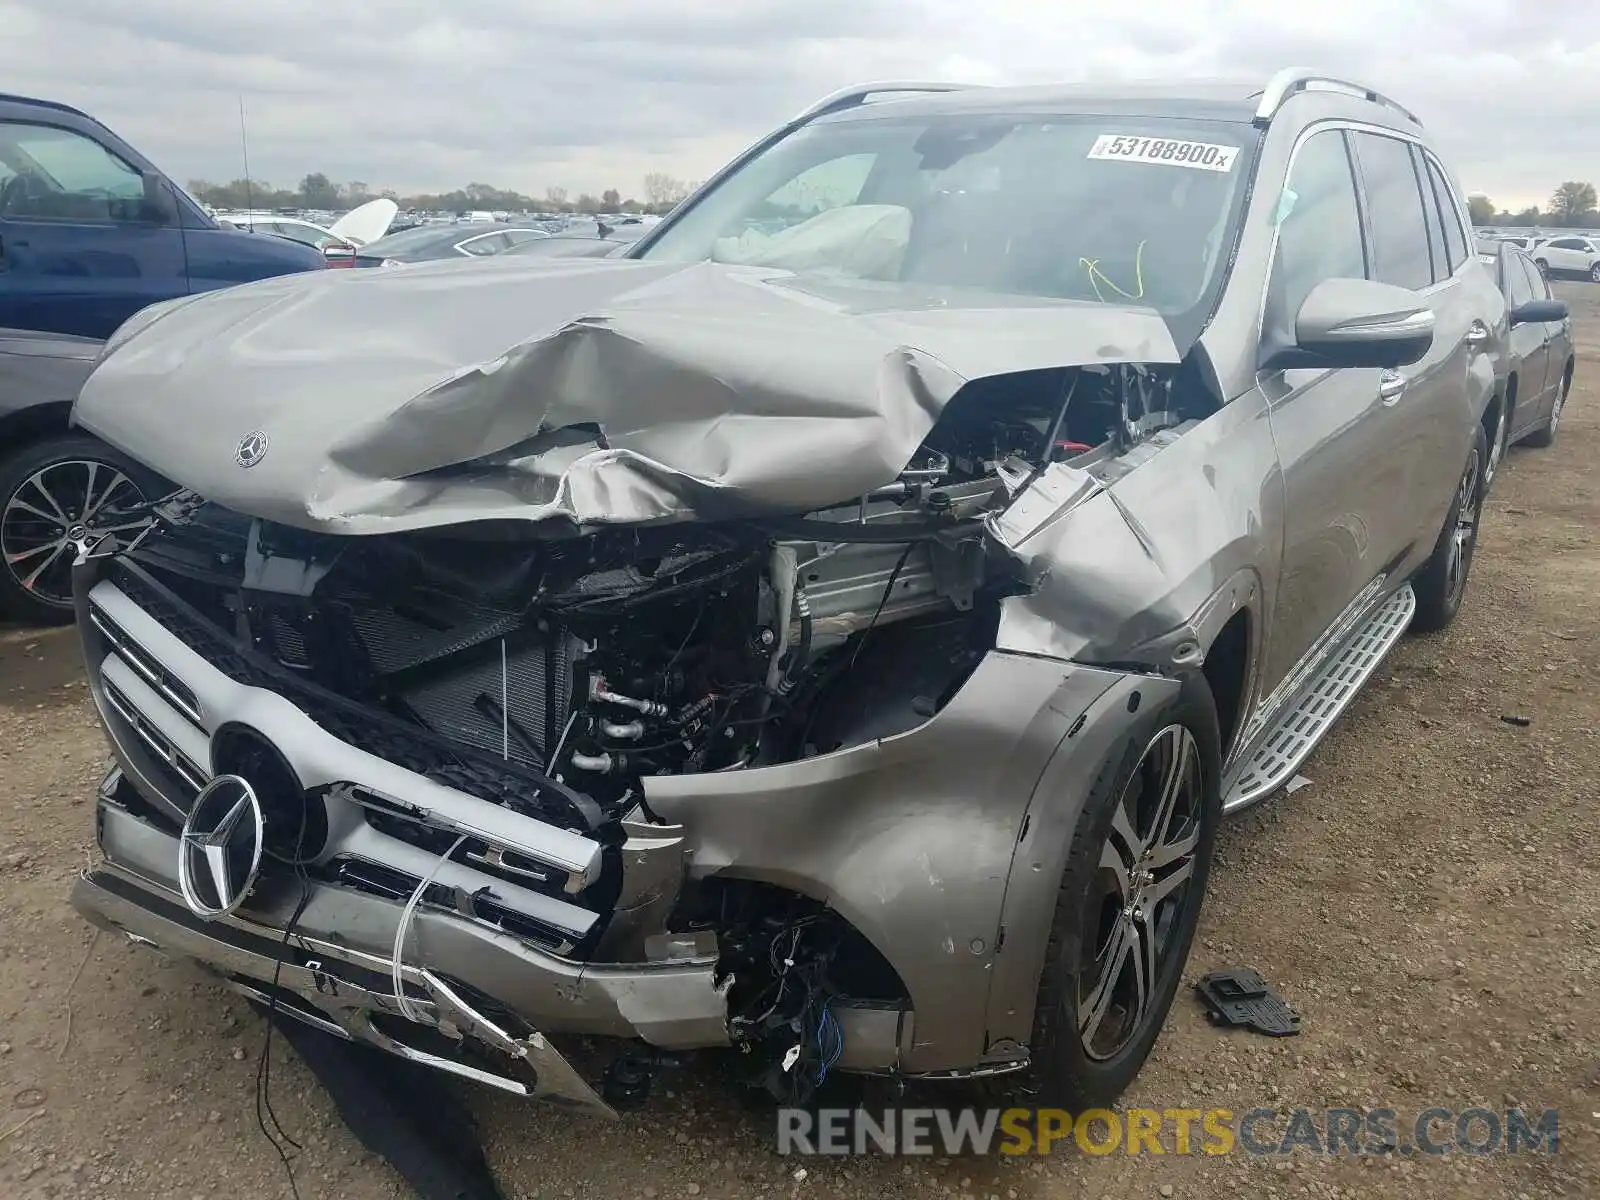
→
(0, 92, 325, 622)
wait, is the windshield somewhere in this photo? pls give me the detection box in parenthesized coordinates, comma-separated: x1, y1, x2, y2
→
(637, 112, 1257, 346)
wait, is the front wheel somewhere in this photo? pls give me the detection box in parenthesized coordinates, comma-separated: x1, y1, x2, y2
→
(1535, 258, 1551, 277)
(1021, 672, 1222, 1108)
(1410, 424, 1487, 633)
(0, 434, 157, 625)
(1590, 262, 1600, 283)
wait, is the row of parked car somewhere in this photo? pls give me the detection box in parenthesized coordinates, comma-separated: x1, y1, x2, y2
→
(214, 207, 660, 268)
(1482, 231, 1600, 282)
(13, 71, 1581, 1127)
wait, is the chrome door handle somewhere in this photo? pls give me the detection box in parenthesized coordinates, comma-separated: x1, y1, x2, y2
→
(1378, 370, 1407, 405)
(1464, 322, 1490, 347)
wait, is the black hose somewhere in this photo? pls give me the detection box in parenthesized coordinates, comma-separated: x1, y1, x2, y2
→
(783, 588, 813, 687)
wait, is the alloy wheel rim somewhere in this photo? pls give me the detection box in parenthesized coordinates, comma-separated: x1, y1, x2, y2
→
(1443, 448, 1481, 603)
(1078, 724, 1203, 1062)
(1485, 403, 1508, 485)
(0, 461, 147, 607)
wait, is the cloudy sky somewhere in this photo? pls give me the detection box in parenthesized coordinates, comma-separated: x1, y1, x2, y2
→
(2, 0, 1594, 210)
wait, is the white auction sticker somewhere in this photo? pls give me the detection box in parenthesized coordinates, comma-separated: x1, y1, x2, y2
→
(1087, 134, 1240, 172)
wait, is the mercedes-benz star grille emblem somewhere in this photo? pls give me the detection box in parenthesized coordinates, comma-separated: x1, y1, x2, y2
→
(235, 430, 269, 468)
(177, 774, 265, 919)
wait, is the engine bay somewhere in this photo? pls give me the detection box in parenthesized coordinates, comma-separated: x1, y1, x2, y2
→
(130, 362, 1190, 806)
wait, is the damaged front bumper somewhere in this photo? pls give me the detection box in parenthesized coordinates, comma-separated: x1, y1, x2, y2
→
(69, 547, 1152, 1111)
(69, 553, 731, 1118)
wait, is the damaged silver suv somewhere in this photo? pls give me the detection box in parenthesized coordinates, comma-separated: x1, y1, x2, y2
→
(66, 70, 1502, 1115)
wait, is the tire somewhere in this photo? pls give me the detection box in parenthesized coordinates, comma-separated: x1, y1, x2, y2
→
(1014, 671, 1222, 1108)
(0, 433, 158, 625)
(1522, 361, 1572, 449)
(1482, 389, 1511, 494)
(1534, 258, 1550, 278)
(1590, 262, 1600, 284)
(1410, 424, 1487, 633)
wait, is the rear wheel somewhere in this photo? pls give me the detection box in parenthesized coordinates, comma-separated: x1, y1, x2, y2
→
(1019, 672, 1221, 1107)
(1535, 258, 1550, 277)
(0, 434, 156, 625)
(1590, 262, 1600, 283)
(1410, 425, 1487, 633)
(1523, 361, 1571, 448)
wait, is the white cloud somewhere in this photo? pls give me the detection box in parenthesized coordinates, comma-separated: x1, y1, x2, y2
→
(1, 0, 1596, 209)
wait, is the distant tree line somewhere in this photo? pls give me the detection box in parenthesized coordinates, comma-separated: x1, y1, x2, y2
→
(184, 171, 700, 215)
(1471, 181, 1599, 228)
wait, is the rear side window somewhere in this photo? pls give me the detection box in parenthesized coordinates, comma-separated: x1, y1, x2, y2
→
(1268, 129, 1365, 340)
(1350, 132, 1433, 291)
(1422, 155, 1469, 273)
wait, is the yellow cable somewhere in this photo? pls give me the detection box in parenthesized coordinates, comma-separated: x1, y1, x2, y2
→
(1079, 239, 1147, 302)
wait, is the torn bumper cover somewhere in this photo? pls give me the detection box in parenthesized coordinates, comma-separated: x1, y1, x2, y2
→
(71, 257, 1177, 535)
(69, 555, 726, 1118)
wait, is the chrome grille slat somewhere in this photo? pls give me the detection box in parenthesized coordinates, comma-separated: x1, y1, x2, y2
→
(101, 678, 208, 791)
(89, 606, 203, 725)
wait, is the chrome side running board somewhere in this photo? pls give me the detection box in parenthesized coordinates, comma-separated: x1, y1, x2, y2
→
(1223, 584, 1416, 814)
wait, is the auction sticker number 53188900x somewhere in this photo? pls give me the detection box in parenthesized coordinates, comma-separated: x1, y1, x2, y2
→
(1087, 134, 1240, 172)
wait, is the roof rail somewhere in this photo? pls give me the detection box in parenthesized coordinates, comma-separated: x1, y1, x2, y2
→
(1252, 68, 1422, 127)
(789, 82, 977, 126)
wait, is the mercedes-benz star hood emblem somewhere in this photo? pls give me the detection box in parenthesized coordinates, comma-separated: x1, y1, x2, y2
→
(177, 774, 265, 919)
(235, 430, 269, 468)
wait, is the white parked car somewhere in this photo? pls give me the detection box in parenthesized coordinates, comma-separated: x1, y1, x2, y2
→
(1530, 235, 1600, 282)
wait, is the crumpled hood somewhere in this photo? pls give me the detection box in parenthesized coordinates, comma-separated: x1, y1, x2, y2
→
(72, 256, 1179, 534)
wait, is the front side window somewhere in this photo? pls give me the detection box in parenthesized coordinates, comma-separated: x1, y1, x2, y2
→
(637, 113, 1257, 348)
(1516, 254, 1549, 302)
(0, 121, 153, 223)
(1504, 253, 1535, 306)
(1350, 131, 1433, 291)
(1267, 128, 1365, 343)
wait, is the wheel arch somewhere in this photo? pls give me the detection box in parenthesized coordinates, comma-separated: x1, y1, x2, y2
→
(0, 401, 73, 456)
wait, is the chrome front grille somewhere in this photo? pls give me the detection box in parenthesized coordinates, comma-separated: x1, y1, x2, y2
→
(80, 573, 610, 956)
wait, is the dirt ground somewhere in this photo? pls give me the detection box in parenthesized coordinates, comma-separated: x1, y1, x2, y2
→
(1, 289, 1596, 1200)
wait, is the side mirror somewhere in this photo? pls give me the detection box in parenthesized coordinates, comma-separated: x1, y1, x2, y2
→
(1265, 277, 1435, 371)
(1510, 299, 1568, 326)
(139, 170, 182, 226)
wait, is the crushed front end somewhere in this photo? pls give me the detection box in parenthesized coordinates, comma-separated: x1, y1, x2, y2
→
(66, 256, 1202, 1110)
(71, 462, 1116, 1112)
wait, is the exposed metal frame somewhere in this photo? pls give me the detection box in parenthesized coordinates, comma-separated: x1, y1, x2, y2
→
(1253, 68, 1423, 128)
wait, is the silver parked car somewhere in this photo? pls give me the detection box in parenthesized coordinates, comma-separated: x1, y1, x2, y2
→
(65, 70, 1502, 1115)
(1475, 238, 1575, 477)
